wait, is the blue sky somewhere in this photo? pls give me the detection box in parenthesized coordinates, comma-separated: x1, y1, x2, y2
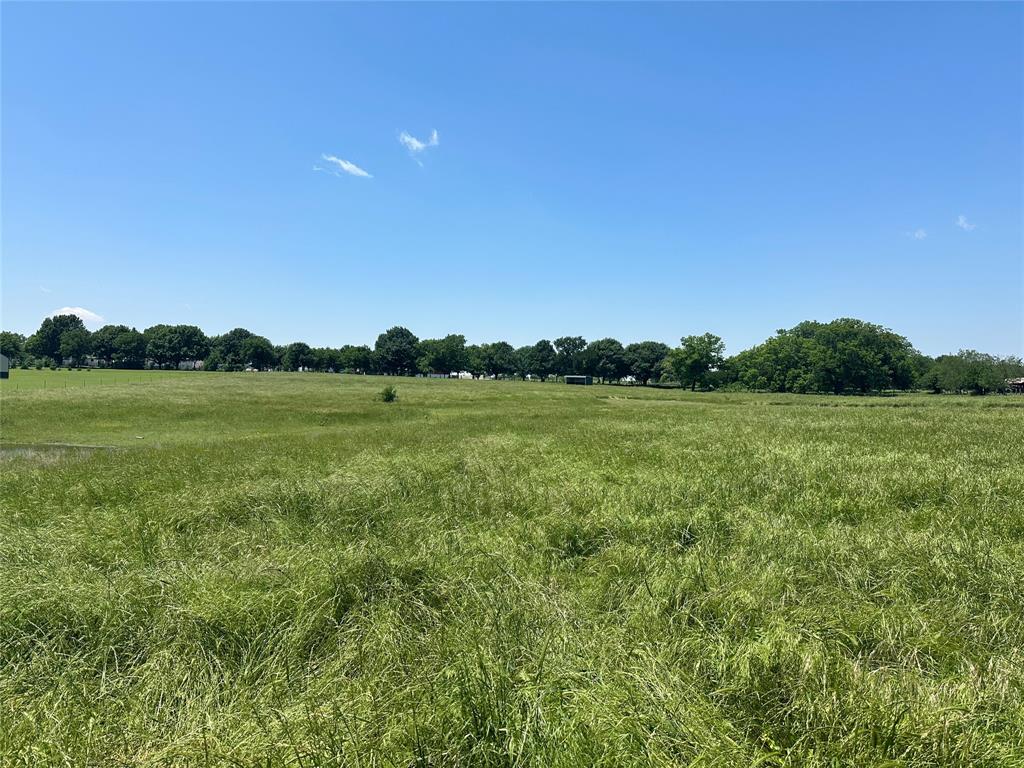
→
(2, 2, 1021, 356)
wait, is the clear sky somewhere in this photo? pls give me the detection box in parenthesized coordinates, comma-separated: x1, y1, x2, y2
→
(2, 2, 1021, 356)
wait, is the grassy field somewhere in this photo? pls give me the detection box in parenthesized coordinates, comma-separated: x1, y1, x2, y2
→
(0, 367, 189, 392)
(1, 372, 1022, 767)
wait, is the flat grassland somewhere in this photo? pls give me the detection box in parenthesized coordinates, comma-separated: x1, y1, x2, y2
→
(1, 372, 1022, 767)
(0, 368, 189, 392)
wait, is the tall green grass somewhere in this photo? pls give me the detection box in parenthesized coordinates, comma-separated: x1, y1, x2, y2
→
(1, 376, 1022, 766)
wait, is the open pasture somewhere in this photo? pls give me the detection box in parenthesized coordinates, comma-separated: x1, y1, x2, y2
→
(1, 374, 1022, 766)
(0, 368, 189, 393)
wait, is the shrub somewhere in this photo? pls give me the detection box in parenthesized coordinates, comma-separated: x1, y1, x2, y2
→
(377, 384, 398, 403)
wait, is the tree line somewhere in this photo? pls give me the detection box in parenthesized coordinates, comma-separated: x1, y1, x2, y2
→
(1, 315, 1021, 395)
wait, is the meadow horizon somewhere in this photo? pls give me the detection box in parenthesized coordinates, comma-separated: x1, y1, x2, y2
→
(2, 2, 1022, 765)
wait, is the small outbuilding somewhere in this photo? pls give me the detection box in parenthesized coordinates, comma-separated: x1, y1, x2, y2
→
(1008, 377, 1024, 394)
(0, 353, 9, 379)
(564, 375, 593, 385)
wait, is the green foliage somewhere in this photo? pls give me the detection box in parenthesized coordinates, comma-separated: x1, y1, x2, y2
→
(58, 328, 92, 367)
(726, 319, 916, 394)
(921, 350, 1024, 394)
(375, 326, 420, 376)
(91, 324, 130, 366)
(528, 339, 557, 380)
(0, 331, 27, 366)
(208, 327, 255, 370)
(25, 314, 86, 363)
(206, 328, 277, 371)
(338, 344, 374, 374)
(417, 334, 468, 375)
(143, 324, 175, 368)
(7, 315, 1016, 397)
(143, 324, 209, 369)
(665, 332, 725, 390)
(624, 340, 670, 385)
(282, 341, 316, 372)
(553, 335, 587, 376)
(479, 341, 518, 378)
(581, 337, 627, 382)
(514, 345, 532, 378)
(241, 336, 278, 370)
(513, 341, 557, 380)
(464, 344, 485, 377)
(377, 383, 398, 402)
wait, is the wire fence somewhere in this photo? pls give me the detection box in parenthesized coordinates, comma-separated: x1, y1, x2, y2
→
(0, 373, 186, 392)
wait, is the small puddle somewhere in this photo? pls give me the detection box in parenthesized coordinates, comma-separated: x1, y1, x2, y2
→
(0, 443, 116, 465)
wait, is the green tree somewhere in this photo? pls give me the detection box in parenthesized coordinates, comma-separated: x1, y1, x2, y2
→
(582, 338, 628, 383)
(142, 324, 209, 369)
(727, 332, 819, 393)
(311, 347, 342, 372)
(465, 345, 486, 377)
(207, 328, 273, 371)
(91, 325, 131, 366)
(113, 328, 147, 369)
(375, 326, 420, 375)
(143, 325, 176, 368)
(0, 331, 26, 366)
(480, 341, 518, 378)
(720, 319, 920, 394)
(210, 328, 252, 370)
(525, 340, 557, 381)
(338, 345, 374, 373)
(241, 336, 277, 370)
(60, 328, 92, 367)
(25, 314, 86, 363)
(173, 325, 210, 369)
(417, 334, 468, 375)
(553, 336, 587, 377)
(908, 352, 934, 391)
(514, 346, 533, 379)
(930, 350, 1016, 394)
(624, 341, 670, 385)
(282, 342, 316, 371)
(666, 333, 725, 390)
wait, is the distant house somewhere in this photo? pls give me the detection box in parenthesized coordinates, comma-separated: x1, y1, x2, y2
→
(1009, 377, 1024, 394)
(0, 353, 8, 379)
(565, 375, 593, 385)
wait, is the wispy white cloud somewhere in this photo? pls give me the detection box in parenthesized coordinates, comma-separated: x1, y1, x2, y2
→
(906, 228, 927, 240)
(398, 129, 439, 159)
(315, 154, 373, 178)
(955, 214, 976, 231)
(50, 306, 104, 327)
(39, 285, 52, 294)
